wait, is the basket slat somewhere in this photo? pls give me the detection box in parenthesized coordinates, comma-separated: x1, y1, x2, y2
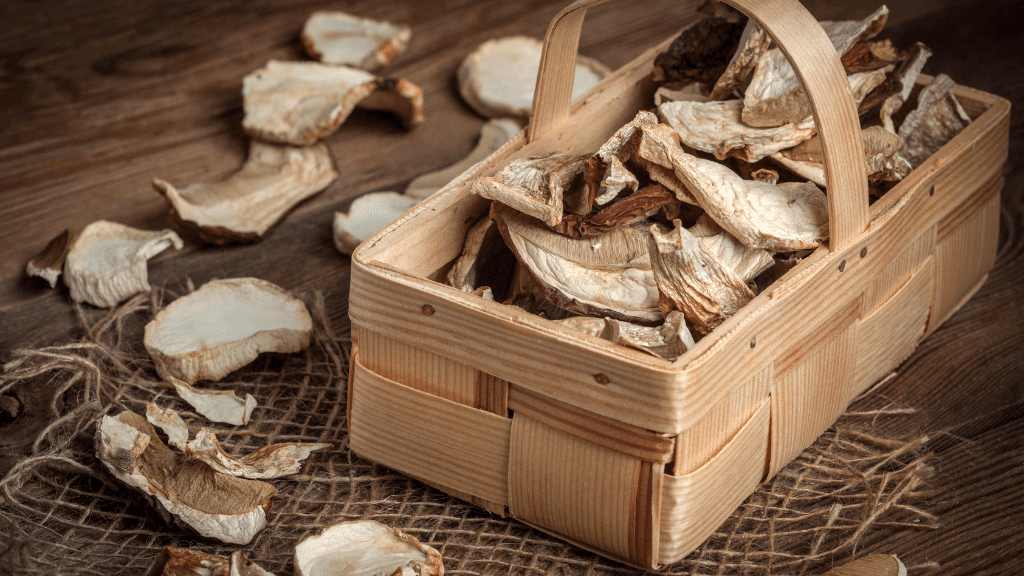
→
(863, 229, 936, 315)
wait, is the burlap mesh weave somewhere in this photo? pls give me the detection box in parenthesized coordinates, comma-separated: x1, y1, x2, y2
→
(0, 286, 938, 575)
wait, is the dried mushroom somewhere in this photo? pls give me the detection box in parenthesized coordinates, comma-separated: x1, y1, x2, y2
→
(153, 142, 337, 244)
(144, 278, 313, 384)
(26, 228, 74, 288)
(840, 40, 901, 74)
(64, 221, 183, 308)
(819, 554, 906, 576)
(96, 411, 276, 545)
(294, 520, 443, 576)
(773, 125, 903, 187)
(652, 17, 744, 85)
(147, 548, 275, 576)
(552, 184, 677, 239)
(471, 153, 589, 226)
(554, 310, 694, 361)
(708, 19, 771, 100)
(871, 42, 932, 131)
(146, 402, 189, 451)
(654, 82, 712, 106)
(585, 110, 659, 209)
(457, 36, 610, 119)
(242, 61, 423, 146)
(405, 118, 522, 201)
(446, 216, 516, 300)
(333, 191, 418, 256)
(302, 11, 411, 71)
(185, 428, 330, 480)
(897, 74, 971, 168)
(691, 217, 775, 283)
(170, 378, 257, 427)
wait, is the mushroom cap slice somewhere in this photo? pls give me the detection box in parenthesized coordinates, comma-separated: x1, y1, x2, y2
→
(457, 36, 610, 119)
(26, 228, 74, 288)
(146, 402, 189, 452)
(301, 11, 411, 71)
(708, 19, 771, 100)
(147, 548, 275, 576)
(651, 17, 744, 85)
(772, 125, 902, 187)
(897, 74, 971, 168)
(471, 153, 589, 226)
(144, 278, 313, 384)
(554, 311, 694, 361)
(552, 184, 677, 240)
(333, 191, 419, 256)
(185, 427, 330, 480)
(170, 378, 257, 426)
(153, 142, 337, 244)
(584, 110, 659, 210)
(96, 411, 276, 545)
(294, 520, 443, 576)
(242, 61, 423, 146)
(64, 221, 183, 308)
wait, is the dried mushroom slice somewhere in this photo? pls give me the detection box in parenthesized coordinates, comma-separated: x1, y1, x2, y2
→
(654, 81, 712, 106)
(552, 184, 677, 239)
(153, 142, 337, 244)
(492, 203, 663, 324)
(697, 228, 775, 283)
(302, 11, 411, 71)
(170, 378, 257, 426)
(553, 311, 694, 361)
(773, 125, 901, 187)
(333, 191, 418, 256)
(708, 19, 771, 100)
(294, 520, 443, 576)
(147, 548, 274, 576)
(457, 36, 610, 119)
(405, 118, 522, 201)
(584, 110, 659, 209)
(897, 74, 971, 168)
(242, 61, 423, 146)
(640, 124, 828, 251)
(649, 222, 754, 334)
(146, 402, 189, 452)
(185, 427, 330, 480)
(840, 40, 901, 74)
(446, 215, 516, 300)
(652, 17, 745, 85)
(471, 153, 589, 226)
(64, 221, 183, 308)
(96, 411, 276, 545)
(26, 228, 74, 288)
(144, 278, 313, 384)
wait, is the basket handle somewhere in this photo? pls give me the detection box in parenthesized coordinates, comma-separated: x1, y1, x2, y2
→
(528, 0, 869, 251)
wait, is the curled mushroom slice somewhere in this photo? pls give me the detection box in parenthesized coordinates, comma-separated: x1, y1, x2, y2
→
(554, 311, 694, 361)
(652, 17, 745, 85)
(649, 221, 754, 335)
(146, 402, 189, 452)
(405, 118, 522, 201)
(96, 411, 276, 545)
(457, 36, 610, 119)
(333, 191, 418, 256)
(492, 203, 663, 324)
(302, 11, 411, 71)
(897, 74, 971, 168)
(64, 221, 183, 308)
(446, 215, 516, 300)
(294, 520, 443, 576)
(690, 217, 775, 283)
(708, 19, 771, 100)
(153, 142, 337, 244)
(471, 153, 589, 226)
(185, 427, 330, 480)
(26, 228, 74, 288)
(584, 110, 659, 209)
(772, 125, 901, 187)
(840, 40, 901, 74)
(242, 61, 423, 146)
(552, 184, 677, 239)
(144, 278, 313, 384)
(170, 378, 257, 426)
(147, 548, 275, 576)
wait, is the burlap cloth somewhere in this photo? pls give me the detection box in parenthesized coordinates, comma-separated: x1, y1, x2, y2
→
(0, 287, 938, 575)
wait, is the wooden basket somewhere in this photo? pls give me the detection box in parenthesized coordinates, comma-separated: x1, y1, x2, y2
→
(348, 0, 1010, 568)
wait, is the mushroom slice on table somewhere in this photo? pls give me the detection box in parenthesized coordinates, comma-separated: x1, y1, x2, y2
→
(294, 520, 443, 576)
(457, 36, 610, 119)
(144, 277, 312, 384)
(146, 548, 275, 576)
(333, 191, 418, 256)
(302, 11, 410, 71)
(242, 61, 423, 146)
(405, 118, 522, 201)
(819, 554, 906, 576)
(897, 73, 971, 168)
(153, 142, 337, 244)
(146, 402, 189, 451)
(25, 228, 74, 288)
(170, 378, 257, 427)
(96, 411, 276, 545)
(185, 428, 330, 480)
(471, 153, 589, 226)
(64, 221, 182, 308)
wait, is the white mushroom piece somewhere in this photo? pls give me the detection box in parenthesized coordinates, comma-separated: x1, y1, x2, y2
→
(294, 520, 443, 576)
(302, 11, 411, 71)
(457, 36, 610, 119)
(243, 60, 424, 146)
(153, 142, 338, 244)
(583, 111, 659, 210)
(170, 378, 257, 426)
(555, 310, 695, 361)
(471, 153, 589, 226)
(897, 73, 972, 168)
(146, 402, 189, 451)
(64, 221, 183, 308)
(185, 427, 331, 480)
(144, 278, 313, 384)
(333, 191, 418, 256)
(404, 118, 522, 201)
(689, 215, 775, 284)
(771, 125, 906, 188)
(639, 124, 828, 251)
(96, 411, 277, 545)
(146, 548, 276, 576)
(25, 228, 74, 288)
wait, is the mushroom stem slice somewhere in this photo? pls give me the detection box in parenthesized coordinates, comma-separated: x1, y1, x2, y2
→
(301, 11, 411, 71)
(333, 192, 419, 256)
(26, 228, 75, 288)
(170, 378, 257, 427)
(294, 520, 443, 576)
(144, 278, 313, 384)
(96, 412, 276, 545)
(471, 153, 589, 226)
(64, 221, 183, 308)
(897, 74, 971, 168)
(551, 184, 677, 239)
(146, 402, 189, 452)
(185, 427, 330, 479)
(153, 142, 338, 244)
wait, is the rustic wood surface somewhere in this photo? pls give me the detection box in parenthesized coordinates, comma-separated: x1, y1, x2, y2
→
(1, 0, 1021, 573)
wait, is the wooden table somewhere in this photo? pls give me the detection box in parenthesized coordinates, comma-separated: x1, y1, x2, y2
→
(1, 0, 1021, 572)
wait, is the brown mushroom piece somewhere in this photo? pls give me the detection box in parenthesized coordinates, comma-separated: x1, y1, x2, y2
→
(446, 215, 516, 301)
(333, 191, 419, 256)
(146, 402, 189, 451)
(583, 110, 659, 210)
(294, 520, 443, 576)
(146, 548, 275, 576)
(772, 125, 905, 188)
(242, 61, 423, 146)
(170, 378, 257, 426)
(868, 42, 933, 131)
(471, 153, 589, 226)
(25, 228, 74, 288)
(64, 221, 183, 308)
(185, 427, 330, 480)
(457, 36, 610, 119)
(651, 16, 745, 85)
(552, 184, 678, 239)
(301, 11, 411, 71)
(708, 19, 771, 100)
(840, 39, 902, 74)
(96, 411, 277, 545)
(897, 73, 971, 168)
(153, 142, 337, 244)
(654, 81, 712, 106)
(492, 202, 663, 324)
(144, 278, 313, 384)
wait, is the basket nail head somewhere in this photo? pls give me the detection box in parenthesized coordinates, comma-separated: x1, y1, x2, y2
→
(838, 260, 847, 272)
(421, 304, 435, 316)
(860, 246, 868, 258)
(929, 184, 937, 196)
(749, 336, 756, 349)
(594, 373, 610, 385)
